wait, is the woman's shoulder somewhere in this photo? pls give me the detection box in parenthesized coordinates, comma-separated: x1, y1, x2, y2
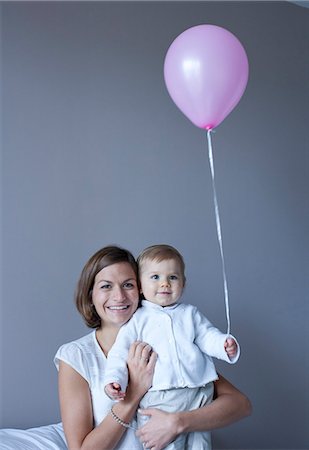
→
(56, 330, 97, 355)
(54, 330, 102, 382)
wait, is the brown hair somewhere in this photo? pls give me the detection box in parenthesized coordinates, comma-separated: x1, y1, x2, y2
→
(75, 245, 138, 328)
(137, 244, 186, 286)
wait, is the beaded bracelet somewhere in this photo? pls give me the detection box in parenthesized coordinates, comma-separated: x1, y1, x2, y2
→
(110, 406, 137, 430)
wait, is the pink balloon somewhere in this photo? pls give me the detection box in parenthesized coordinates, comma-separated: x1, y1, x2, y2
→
(164, 24, 249, 130)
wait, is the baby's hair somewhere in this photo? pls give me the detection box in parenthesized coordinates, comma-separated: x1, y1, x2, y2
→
(137, 244, 186, 285)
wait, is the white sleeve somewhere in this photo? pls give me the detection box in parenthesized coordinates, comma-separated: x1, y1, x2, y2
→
(103, 319, 138, 391)
(192, 307, 240, 364)
(54, 342, 91, 383)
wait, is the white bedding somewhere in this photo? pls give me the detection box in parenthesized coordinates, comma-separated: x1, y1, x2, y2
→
(0, 423, 67, 449)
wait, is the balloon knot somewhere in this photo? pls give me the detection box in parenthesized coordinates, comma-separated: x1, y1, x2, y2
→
(205, 126, 216, 135)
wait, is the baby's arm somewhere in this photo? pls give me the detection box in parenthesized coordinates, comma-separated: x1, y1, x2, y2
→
(103, 319, 138, 396)
(193, 307, 240, 363)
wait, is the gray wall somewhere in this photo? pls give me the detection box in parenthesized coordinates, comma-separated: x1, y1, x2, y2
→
(1, 2, 308, 449)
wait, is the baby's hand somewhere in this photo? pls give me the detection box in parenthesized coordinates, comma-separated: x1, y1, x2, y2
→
(104, 382, 126, 401)
(224, 337, 238, 359)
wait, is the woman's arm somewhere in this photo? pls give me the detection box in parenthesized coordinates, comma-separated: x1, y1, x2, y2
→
(136, 374, 252, 450)
(59, 342, 156, 450)
(177, 373, 252, 431)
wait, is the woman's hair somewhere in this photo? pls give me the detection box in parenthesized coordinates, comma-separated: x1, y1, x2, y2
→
(75, 245, 138, 328)
(137, 244, 186, 286)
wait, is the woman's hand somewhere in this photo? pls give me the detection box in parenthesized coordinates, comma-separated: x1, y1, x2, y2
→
(126, 341, 157, 401)
(136, 408, 180, 450)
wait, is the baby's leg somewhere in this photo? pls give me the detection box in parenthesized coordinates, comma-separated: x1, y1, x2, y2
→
(184, 382, 214, 449)
(138, 389, 190, 449)
(185, 431, 212, 450)
(138, 389, 180, 428)
(138, 386, 213, 450)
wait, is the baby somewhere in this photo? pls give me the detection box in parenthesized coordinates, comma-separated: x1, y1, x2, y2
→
(104, 244, 240, 449)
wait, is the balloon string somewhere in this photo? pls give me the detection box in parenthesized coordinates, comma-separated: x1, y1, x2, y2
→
(206, 129, 231, 336)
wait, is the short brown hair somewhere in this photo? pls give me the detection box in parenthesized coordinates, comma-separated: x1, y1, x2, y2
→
(75, 246, 138, 328)
(137, 244, 186, 285)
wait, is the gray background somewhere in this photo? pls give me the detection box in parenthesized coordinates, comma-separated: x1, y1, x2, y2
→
(1, 1, 308, 449)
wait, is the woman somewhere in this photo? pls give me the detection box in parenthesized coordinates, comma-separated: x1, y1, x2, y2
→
(0, 245, 251, 450)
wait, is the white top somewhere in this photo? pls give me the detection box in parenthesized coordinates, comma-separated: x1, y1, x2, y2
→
(54, 331, 143, 450)
(104, 301, 240, 392)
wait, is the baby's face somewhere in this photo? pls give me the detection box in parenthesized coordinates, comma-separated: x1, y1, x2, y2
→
(139, 258, 184, 307)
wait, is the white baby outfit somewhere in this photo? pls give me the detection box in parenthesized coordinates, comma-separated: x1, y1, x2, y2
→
(104, 300, 240, 450)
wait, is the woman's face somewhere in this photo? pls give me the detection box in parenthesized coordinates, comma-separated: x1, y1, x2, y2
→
(92, 262, 139, 328)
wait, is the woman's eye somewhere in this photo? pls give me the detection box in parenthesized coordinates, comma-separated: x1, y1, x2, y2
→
(151, 274, 159, 280)
(123, 282, 134, 289)
(100, 284, 111, 289)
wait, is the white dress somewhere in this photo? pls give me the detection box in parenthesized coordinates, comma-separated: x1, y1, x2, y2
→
(0, 331, 142, 450)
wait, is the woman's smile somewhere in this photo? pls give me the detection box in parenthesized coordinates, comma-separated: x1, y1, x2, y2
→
(107, 305, 130, 310)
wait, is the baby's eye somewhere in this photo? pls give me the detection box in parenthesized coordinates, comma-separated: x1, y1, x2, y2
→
(169, 275, 178, 280)
(150, 274, 159, 280)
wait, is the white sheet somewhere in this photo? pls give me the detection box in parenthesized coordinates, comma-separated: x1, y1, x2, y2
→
(0, 422, 67, 449)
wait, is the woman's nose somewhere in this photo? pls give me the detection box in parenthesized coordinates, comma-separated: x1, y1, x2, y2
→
(113, 286, 126, 301)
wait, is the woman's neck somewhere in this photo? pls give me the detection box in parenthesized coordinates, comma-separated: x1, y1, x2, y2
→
(95, 325, 119, 356)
